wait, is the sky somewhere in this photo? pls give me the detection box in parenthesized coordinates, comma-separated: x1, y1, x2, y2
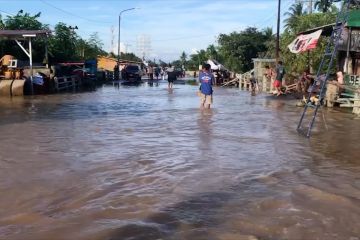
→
(1, 0, 296, 62)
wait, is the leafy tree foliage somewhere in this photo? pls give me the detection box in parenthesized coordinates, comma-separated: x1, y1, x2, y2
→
(0, 11, 49, 62)
(180, 51, 187, 66)
(175, 28, 273, 72)
(48, 22, 78, 62)
(81, 32, 106, 60)
(280, 10, 337, 74)
(315, 0, 334, 13)
(284, 3, 306, 30)
(108, 52, 142, 62)
(0, 11, 110, 64)
(217, 27, 273, 72)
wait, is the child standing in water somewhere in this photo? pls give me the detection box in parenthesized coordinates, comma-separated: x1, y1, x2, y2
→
(199, 63, 215, 109)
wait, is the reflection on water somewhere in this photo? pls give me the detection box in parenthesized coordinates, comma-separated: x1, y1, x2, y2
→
(0, 83, 359, 240)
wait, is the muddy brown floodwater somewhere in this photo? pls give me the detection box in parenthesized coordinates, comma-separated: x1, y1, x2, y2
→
(0, 82, 359, 240)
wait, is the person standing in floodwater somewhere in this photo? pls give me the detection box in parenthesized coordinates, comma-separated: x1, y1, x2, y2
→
(148, 65, 154, 81)
(167, 64, 176, 89)
(249, 72, 257, 94)
(199, 63, 214, 109)
(274, 61, 285, 96)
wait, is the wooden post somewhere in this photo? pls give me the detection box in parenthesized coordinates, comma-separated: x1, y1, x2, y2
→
(345, 27, 352, 74)
(353, 92, 360, 115)
(45, 37, 49, 69)
(276, 0, 281, 62)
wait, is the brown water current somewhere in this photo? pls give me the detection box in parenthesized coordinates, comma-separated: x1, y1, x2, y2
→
(0, 83, 359, 240)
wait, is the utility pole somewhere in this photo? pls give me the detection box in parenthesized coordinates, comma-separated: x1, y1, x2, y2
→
(276, 0, 281, 62)
(110, 26, 115, 54)
(118, 8, 136, 64)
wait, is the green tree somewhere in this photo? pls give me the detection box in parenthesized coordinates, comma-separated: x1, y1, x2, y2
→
(217, 27, 272, 72)
(0, 11, 49, 62)
(4, 10, 45, 30)
(48, 22, 78, 63)
(180, 51, 187, 66)
(284, 3, 305, 30)
(205, 44, 219, 61)
(280, 11, 337, 74)
(120, 52, 142, 62)
(259, 27, 276, 58)
(81, 32, 106, 59)
(0, 15, 5, 29)
(314, 0, 334, 13)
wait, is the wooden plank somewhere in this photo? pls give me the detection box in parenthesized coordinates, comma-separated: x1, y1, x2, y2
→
(222, 77, 239, 87)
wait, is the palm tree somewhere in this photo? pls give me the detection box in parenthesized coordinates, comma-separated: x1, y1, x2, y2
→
(205, 44, 218, 60)
(314, 0, 333, 13)
(180, 51, 187, 65)
(284, 2, 305, 30)
(261, 27, 276, 58)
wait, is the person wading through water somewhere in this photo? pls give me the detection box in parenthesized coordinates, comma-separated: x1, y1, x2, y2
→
(167, 64, 176, 89)
(199, 63, 215, 109)
(274, 61, 285, 96)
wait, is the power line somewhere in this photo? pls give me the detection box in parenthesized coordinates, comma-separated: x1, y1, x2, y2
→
(253, 0, 293, 28)
(0, 10, 15, 17)
(39, 0, 112, 24)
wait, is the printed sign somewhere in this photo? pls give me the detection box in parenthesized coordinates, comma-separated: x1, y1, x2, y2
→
(288, 30, 323, 54)
(346, 75, 360, 86)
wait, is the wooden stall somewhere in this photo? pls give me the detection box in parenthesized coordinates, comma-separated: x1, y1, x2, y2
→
(0, 30, 51, 96)
(252, 58, 277, 93)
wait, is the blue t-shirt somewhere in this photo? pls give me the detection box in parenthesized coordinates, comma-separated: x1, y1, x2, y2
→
(199, 71, 214, 95)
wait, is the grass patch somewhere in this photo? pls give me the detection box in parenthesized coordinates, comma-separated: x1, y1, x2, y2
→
(186, 79, 198, 85)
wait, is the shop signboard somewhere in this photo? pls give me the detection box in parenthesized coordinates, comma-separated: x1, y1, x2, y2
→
(345, 74, 360, 86)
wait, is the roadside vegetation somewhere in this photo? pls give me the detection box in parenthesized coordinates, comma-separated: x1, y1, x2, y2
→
(1, 0, 340, 73)
(174, 0, 338, 75)
(0, 11, 142, 64)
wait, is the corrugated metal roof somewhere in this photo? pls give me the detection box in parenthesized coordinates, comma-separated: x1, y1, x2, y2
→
(0, 30, 51, 38)
(297, 23, 335, 36)
(298, 10, 360, 36)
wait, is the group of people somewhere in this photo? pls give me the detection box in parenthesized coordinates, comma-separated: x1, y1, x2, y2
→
(264, 61, 286, 96)
(146, 65, 179, 89)
(145, 63, 214, 109)
(146, 65, 163, 81)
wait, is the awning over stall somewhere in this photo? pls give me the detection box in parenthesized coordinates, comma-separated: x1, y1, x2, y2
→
(348, 9, 360, 27)
(0, 30, 51, 94)
(0, 30, 51, 39)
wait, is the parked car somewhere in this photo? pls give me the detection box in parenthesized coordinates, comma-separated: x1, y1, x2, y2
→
(121, 64, 142, 82)
(174, 68, 184, 78)
(71, 68, 96, 89)
(72, 68, 96, 80)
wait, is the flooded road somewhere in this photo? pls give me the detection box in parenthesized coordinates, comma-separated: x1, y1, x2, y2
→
(0, 82, 359, 240)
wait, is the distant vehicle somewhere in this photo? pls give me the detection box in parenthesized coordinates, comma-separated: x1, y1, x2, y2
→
(174, 67, 184, 78)
(71, 68, 96, 89)
(121, 64, 142, 82)
(72, 68, 96, 80)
